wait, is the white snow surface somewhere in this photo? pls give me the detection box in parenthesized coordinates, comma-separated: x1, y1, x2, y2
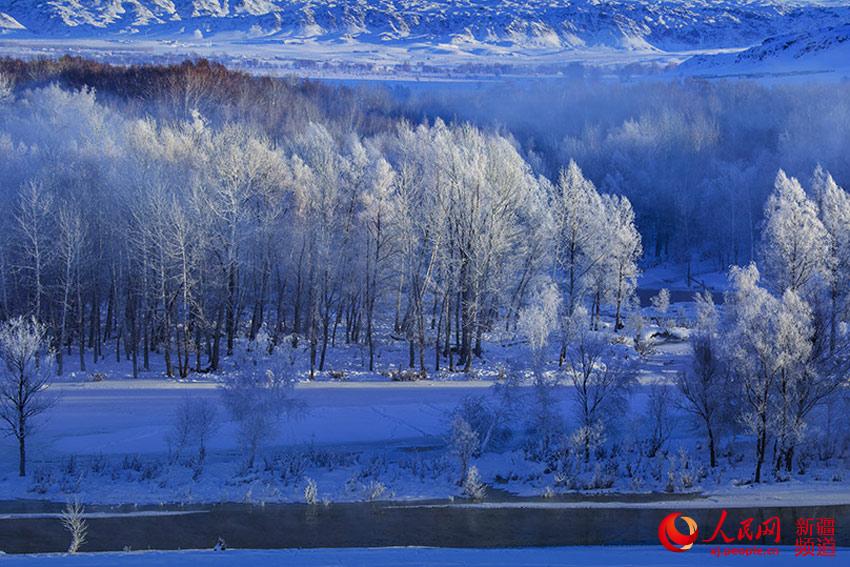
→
(680, 22, 850, 79)
(1, 367, 849, 508)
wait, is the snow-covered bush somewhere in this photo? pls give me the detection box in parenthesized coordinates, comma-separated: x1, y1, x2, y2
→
(450, 415, 480, 485)
(650, 288, 670, 316)
(553, 468, 576, 490)
(462, 465, 486, 501)
(664, 470, 676, 493)
(29, 466, 52, 495)
(60, 499, 87, 554)
(626, 308, 653, 356)
(304, 477, 318, 505)
(588, 462, 615, 490)
(389, 368, 426, 382)
(570, 423, 606, 465)
(365, 480, 387, 501)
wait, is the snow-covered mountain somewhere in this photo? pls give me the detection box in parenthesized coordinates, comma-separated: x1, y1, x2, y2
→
(680, 22, 850, 77)
(1, 1, 849, 52)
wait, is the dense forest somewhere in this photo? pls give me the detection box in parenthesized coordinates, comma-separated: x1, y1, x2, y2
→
(0, 58, 642, 379)
(0, 58, 847, 385)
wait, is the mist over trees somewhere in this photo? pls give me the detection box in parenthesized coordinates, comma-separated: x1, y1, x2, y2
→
(409, 78, 850, 274)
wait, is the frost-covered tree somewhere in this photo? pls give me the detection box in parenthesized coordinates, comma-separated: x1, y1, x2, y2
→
(450, 414, 480, 485)
(760, 170, 830, 294)
(170, 397, 218, 470)
(562, 310, 636, 462)
(55, 207, 85, 376)
(515, 277, 565, 459)
(722, 264, 812, 482)
(361, 157, 396, 371)
(715, 171, 850, 479)
(553, 161, 605, 358)
(203, 123, 288, 358)
(517, 277, 561, 377)
(221, 364, 302, 470)
(0, 316, 54, 476)
(813, 166, 850, 353)
(0, 72, 13, 103)
(288, 123, 350, 377)
(600, 195, 642, 330)
(677, 292, 728, 467)
(15, 181, 54, 324)
(60, 500, 87, 554)
(643, 383, 673, 458)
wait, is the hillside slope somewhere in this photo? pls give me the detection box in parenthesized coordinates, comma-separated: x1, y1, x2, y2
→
(1, 1, 848, 52)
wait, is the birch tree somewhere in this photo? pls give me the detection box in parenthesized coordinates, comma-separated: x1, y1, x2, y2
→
(0, 316, 54, 476)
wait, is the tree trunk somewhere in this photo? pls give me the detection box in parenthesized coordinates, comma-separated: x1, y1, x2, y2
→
(226, 263, 236, 356)
(18, 435, 25, 477)
(211, 303, 224, 372)
(367, 295, 375, 372)
(143, 312, 150, 371)
(319, 314, 330, 372)
(78, 285, 86, 373)
(707, 426, 717, 468)
(754, 411, 767, 483)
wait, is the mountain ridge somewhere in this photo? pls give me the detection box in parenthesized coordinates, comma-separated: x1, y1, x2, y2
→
(2, 0, 849, 54)
(680, 21, 850, 76)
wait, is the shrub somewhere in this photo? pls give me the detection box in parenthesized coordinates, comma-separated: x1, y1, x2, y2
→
(450, 415, 480, 485)
(222, 368, 304, 470)
(463, 465, 486, 501)
(304, 477, 318, 505)
(365, 480, 387, 501)
(390, 368, 426, 381)
(169, 397, 219, 469)
(60, 499, 87, 554)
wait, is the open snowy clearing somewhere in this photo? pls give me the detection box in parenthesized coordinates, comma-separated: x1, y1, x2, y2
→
(0, 546, 842, 566)
(1, 373, 849, 508)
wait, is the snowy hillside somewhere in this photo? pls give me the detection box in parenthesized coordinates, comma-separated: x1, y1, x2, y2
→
(680, 22, 850, 78)
(1, 1, 849, 57)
